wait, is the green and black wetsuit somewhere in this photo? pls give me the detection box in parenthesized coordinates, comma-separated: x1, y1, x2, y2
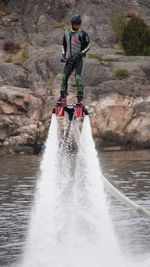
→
(61, 28, 90, 97)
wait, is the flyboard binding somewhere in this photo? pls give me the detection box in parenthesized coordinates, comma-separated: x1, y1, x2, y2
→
(52, 94, 88, 121)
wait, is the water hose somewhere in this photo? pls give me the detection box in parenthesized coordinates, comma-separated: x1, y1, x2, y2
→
(102, 174, 150, 219)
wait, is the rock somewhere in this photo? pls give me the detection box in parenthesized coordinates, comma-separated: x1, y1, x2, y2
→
(14, 145, 34, 154)
(0, 86, 43, 118)
(83, 61, 113, 87)
(90, 94, 150, 150)
(0, 146, 14, 156)
(133, 101, 150, 115)
(23, 54, 61, 88)
(0, 101, 17, 114)
(0, 83, 45, 151)
(35, 88, 47, 98)
(0, 62, 30, 88)
(0, 53, 150, 152)
(126, 115, 150, 147)
(94, 105, 133, 136)
(0, 125, 9, 141)
(0, 0, 147, 47)
(3, 133, 30, 146)
(32, 109, 42, 121)
(0, 0, 149, 153)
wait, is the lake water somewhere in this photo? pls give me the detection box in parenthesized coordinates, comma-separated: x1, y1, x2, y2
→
(0, 149, 150, 266)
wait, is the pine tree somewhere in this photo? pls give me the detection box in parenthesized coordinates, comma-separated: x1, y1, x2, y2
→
(121, 17, 150, 55)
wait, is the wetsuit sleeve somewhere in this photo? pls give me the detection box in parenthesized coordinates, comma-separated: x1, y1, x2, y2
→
(62, 34, 67, 55)
(80, 31, 91, 55)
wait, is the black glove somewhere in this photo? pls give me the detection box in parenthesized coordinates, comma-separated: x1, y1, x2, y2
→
(60, 55, 67, 63)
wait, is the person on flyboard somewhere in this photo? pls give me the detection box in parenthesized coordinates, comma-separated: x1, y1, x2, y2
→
(59, 15, 91, 104)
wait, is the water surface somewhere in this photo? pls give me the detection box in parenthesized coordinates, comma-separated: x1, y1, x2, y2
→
(0, 155, 40, 266)
(0, 150, 150, 266)
(100, 150, 150, 263)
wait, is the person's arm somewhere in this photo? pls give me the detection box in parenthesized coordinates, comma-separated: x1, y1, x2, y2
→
(80, 31, 91, 56)
(61, 34, 67, 62)
(62, 34, 67, 56)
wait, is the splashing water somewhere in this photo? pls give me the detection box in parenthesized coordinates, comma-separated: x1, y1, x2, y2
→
(20, 115, 149, 267)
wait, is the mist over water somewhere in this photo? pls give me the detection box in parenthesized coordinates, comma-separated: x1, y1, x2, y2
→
(20, 115, 149, 267)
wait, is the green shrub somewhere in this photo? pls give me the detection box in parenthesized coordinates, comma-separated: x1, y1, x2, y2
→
(51, 22, 67, 29)
(88, 53, 117, 63)
(21, 46, 30, 61)
(121, 17, 150, 55)
(111, 11, 126, 42)
(115, 68, 129, 79)
(88, 53, 103, 63)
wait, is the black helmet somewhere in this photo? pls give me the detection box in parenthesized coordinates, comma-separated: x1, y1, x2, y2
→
(71, 15, 82, 25)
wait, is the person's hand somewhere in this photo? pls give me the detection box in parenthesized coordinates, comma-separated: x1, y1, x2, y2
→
(60, 55, 67, 63)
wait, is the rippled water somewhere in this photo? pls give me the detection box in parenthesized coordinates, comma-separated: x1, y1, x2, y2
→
(0, 150, 150, 266)
(0, 155, 40, 266)
(100, 150, 150, 264)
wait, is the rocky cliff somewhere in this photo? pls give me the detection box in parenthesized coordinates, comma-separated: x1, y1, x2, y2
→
(1, 0, 150, 47)
(0, 0, 150, 154)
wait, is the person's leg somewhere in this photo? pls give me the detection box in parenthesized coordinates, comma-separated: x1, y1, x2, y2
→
(75, 58, 84, 103)
(60, 62, 74, 98)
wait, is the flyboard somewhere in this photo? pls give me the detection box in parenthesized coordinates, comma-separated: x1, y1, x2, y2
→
(52, 94, 88, 121)
(52, 94, 89, 153)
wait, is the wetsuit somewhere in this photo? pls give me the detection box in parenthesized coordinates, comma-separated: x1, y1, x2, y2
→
(60, 28, 90, 98)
